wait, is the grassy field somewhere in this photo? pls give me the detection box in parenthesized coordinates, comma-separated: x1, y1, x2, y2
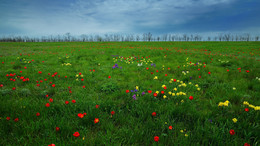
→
(0, 41, 259, 146)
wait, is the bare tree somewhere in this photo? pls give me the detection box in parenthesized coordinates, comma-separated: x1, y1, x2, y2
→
(207, 36, 211, 41)
(147, 32, 152, 41)
(162, 34, 168, 41)
(136, 34, 140, 41)
(157, 36, 160, 41)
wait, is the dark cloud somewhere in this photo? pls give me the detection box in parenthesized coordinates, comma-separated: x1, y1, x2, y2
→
(0, 0, 259, 36)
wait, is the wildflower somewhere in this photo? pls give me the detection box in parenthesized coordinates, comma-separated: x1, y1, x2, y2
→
(172, 93, 175, 96)
(244, 143, 251, 146)
(245, 108, 249, 112)
(233, 87, 236, 90)
(96, 105, 99, 108)
(168, 91, 172, 95)
(156, 91, 159, 94)
(218, 102, 224, 106)
(185, 134, 188, 137)
(142, 92, 145, 95)
(6, 117, 10, 120)
(169, 126, 173, 130)
(154, 76, 158, 80)
(56, 127, 60, 131)
(229, 129, 235, 135)
(161, 91, 164, 94)
(72, 100, 76, 103)
(49, 98, 53, 102)
(46, 103, 50, 107)
(94, 118, 99, 123)
(148, 90, 152, 93)
(136, 86, 139, 90)
(111, 111, 115, 115)
(163, 95, 167, 99)
(232, 118, 237, 123)
(132, 94, 136, 100)
(14, 118, 19, 122)
(180, 130, 184, 133)
(154, 136, 159, 142)
(108, 76, 111, 78)
(78, 113, 84, 118)
(152, 112, 156, 116)
(73, 132, 80, 137)
(48, 144, 55, 146)
(36, 113, 40, 116)
(181, 100, 184, 103)
(189, 96, 193, 100)
(174, 88, 177, 91)
(65, 101, 69, 104)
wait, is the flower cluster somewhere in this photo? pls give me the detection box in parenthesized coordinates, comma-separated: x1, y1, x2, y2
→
(218, 100, 230, 107)
(243, 101, 260, 110)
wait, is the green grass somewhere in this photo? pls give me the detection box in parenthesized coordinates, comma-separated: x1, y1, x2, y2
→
(0, 41, 260, 145)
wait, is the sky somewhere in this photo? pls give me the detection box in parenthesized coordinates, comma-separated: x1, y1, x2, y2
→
(0, 0, 260, 37)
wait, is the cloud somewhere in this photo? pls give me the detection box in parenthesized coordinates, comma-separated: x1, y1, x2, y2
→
(0, 0, 259, 36)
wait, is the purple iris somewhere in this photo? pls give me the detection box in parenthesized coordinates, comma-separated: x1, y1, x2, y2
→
(134, 89, 138, 92)
(142, 92, 145, 95)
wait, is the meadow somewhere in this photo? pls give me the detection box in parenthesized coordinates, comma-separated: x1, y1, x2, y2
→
(0, 41, 259, 146)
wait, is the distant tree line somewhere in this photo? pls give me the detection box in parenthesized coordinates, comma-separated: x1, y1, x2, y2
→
(0, 32, 259, 42)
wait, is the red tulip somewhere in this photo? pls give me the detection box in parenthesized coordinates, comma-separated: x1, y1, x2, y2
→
(46, 103, 50, 107)
(73, 132, 80, 137)
(161, 91, 164, 94)
(65, 101, 69, 104)
(52, 84, 55, 87)
(94, 118, 99, 123)
(56, 127, 60, 131)
(229, 129, 235, 135)
(38, 71, 42, 74)
(148, 90, 152, 93)
(126, 90, 129, 93)
(189, 96, 193, 100)
(169, 126, 173, 130)
(165, 74, 167, 76)
(245, 108, 249, 112)
(78, 113, 84, 118)
(152, 112, 156, 116)
(12, 87, 16, 90)
(48, 144, 55, 146)
(96, 105, 99, 108)
(174, 79, 176, 82)
(154, 136, 159, 142)
(36, 113, 40, 116)
(6, 117, 10, 120)
(14, 118, 19, 122)
(244, 143, 250, 146)
(108, 76, 111, 78)
(153, 93, 157, 97)
(111, 111, 115, 115)
(0, 84, 3, 87)
(49, 98, 53, 102)
(72, 100, 76, 103)
(82, 85, 85, 88)
(208, 72, 211, 74)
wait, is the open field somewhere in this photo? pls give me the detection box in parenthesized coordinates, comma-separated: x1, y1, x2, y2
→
(0, 42, 260, 145)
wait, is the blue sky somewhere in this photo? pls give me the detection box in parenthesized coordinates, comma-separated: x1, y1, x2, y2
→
(0, 0, 260, 37)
